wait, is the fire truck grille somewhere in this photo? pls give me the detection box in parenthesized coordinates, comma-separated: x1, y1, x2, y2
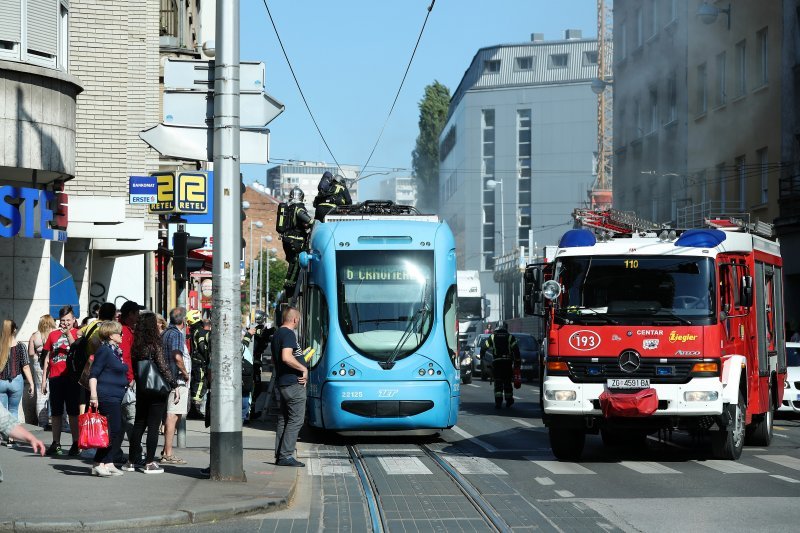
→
(566, 358, 701, 384)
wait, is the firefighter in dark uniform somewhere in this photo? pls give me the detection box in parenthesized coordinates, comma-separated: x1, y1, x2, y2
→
(278, 187, 314, 293)
(249, 309, 275, 420)
(313, 171, 352, 222)
(187, 311, 211, 419)
(483, 321, 520, 408)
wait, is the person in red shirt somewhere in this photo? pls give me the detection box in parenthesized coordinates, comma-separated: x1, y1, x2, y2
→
(41, 305, 81, 456)
(110, 300, 142, 464)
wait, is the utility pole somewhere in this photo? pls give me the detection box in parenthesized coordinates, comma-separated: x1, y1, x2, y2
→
(210, 0, 245, 481)
(173, 219, 187, 449)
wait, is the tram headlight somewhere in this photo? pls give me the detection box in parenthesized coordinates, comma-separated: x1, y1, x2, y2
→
(339, 369, 346, 376)
(348, 369, 355, 376)
(428, 368, 435, 375)
(419, 369, 426, 376)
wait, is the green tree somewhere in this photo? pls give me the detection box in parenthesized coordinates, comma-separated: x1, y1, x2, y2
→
(412, 81, 450, 212)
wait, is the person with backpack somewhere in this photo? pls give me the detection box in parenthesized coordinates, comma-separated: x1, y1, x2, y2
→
(312, 171, 352, 222)
(277, 187, 314, 295)
(41, 305, 81, 456)
(187, 311, 210, 419)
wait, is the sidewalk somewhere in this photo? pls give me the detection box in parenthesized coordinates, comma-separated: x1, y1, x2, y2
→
(0, 417, 298, 532)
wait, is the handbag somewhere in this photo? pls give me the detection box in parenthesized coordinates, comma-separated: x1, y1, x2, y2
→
(121, 382, 136, 406)
(78, 406, 109, 449)
(135, 358, 170, 399)
(78, 354, 94, 390)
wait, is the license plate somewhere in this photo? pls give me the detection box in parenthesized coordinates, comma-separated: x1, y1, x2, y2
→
(521, 364, 533, 370)
(607, 378, 650, 389)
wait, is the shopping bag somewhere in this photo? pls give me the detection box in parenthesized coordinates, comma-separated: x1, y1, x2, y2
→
(513, 367, 522, 389)
(78, 406, 109, 449)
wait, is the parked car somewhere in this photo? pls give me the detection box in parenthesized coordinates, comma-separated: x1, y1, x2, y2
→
(480, 332, 540, 382)
(779, 342, 800, 414)
(469, 334, 490, 379)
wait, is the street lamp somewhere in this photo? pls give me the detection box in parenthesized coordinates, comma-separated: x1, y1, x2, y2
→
(486, 179, 505, 256)
(259, 235, 276, 310)
(697, 2, 731, 30)
(591, 77, 613, 95)
(248, 220, 263, 319)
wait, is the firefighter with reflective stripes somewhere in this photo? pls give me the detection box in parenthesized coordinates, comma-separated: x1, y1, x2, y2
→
(313, 171, 352, 222)
(483, 322, 520, 408)
(277, 187, 314, 294)
(187, 311, 211, 419)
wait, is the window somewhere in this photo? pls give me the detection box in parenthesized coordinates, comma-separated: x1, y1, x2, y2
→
(648, 88, 658, 133)
(697, 63, 707, 115)
(649, 0, 658, 37)
(515, 56, 534, 70)
(484, 59, 501, 73)
(582, 51, 598, 65)
(735, 40, 746, 97)
(667, 73, 677, 123)
(636, 8, 644, 48)
(439, 126, 456, 162)
(757, 27, 768, 86)
(482, 109, 496, 270)
(736, 155, 746, 210)
(715, 51, 726, 106)
(0, 0, 66, 70)
(620, 21, 627, 60)
(549, 53, 568, 68)
(717, 163, 726, 211)
(517, 110, 532, 248)
(443, 285, 458, 367)
(303, 286, 328, 369)
(758, 147, 768, 204)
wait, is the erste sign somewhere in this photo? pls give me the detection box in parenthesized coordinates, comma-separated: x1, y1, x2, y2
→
(0, 185, 68, 241)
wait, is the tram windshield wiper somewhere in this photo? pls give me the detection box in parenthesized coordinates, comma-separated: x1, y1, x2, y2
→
(381, 283, 430, 370)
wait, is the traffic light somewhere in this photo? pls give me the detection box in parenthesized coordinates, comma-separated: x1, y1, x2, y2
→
(173, 230, 207, 282)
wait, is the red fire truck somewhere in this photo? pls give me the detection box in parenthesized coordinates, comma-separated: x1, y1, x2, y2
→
(525, 209, 787, 461)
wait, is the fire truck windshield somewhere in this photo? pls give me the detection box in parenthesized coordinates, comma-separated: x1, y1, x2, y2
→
(554, 256, 716, 325)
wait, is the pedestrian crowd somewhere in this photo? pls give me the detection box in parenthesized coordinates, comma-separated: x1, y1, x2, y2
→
(0, 297, 312, 481)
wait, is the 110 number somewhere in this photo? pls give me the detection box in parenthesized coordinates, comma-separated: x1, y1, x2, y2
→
(624, 259, 639, 268)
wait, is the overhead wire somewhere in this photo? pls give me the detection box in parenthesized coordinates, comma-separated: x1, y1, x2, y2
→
(261, 0, 343, 173)
(355, 0, 437, 182)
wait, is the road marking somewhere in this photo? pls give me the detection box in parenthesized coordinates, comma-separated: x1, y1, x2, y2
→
(774, 425, 787, 431)
(774, 433, 789, 438)
(756, 455, 800, 471)
(693, 460, 766, 474)
(442, 455, 507, 475)
(358, 448, 422, 454)
(378, 456, 432, 475)
(307, 458, 354, 476)
(451, 425, 499, 453)
(536, 477, 554, 485)
(467, 384, 480, 388)
(512, 418, 536, 428)
(770, 474, 800, 483)
(527, 459, 596, 475)
(555, 490, 574, 497)
(619, 461, 681, 474)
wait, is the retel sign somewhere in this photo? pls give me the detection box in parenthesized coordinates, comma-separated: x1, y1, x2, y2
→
(0, 186, 68, 241)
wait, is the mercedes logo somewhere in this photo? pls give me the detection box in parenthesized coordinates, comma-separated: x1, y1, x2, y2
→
(618, 350, 641, 373)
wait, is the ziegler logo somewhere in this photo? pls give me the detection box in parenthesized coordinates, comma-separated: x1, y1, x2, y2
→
(568, 330, 601, 351)
(669, 331, 699, 343)
(378, 389, 399, 398)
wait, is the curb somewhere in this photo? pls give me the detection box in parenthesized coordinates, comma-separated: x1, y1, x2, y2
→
(2, 472, 298, 532)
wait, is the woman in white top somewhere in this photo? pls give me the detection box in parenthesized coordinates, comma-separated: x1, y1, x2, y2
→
(27, 315, 55, 428)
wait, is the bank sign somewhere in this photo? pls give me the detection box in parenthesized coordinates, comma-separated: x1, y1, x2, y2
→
(129, 175, 157, 204)
(0, 186, 68, 241)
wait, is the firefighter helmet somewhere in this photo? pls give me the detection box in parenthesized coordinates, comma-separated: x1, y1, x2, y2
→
(186, 309, 202, 325)
(289, 187, 305, 204)
(254, 309, 266, 325)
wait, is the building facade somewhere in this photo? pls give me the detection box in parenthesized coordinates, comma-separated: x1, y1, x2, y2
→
(439, 31, 599, 320)
(378, 176, 417, 206)
(267, 161, 359, 212)
(1, 0, 82, 334)
(613, 0, 690, 223)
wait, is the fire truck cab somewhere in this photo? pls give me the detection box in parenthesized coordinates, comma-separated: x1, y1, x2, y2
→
(527, 210, 786, 461)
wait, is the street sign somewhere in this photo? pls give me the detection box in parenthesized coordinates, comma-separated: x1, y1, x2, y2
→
(128, 175, 157, 204)
(140, 125, 270, 164)
(164, 59, 266, 91)
(148, 171, 209, 214)
(163, 90, 285, 128)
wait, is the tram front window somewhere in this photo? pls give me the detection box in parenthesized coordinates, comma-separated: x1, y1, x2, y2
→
(337, 250, 434, 362)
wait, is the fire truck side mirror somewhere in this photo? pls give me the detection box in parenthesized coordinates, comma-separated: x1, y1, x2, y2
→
(740, 275, 753, 308)
(523, 266, 542, 315)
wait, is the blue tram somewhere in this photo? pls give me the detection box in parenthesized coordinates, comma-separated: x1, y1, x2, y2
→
(296, 203, 459, 431)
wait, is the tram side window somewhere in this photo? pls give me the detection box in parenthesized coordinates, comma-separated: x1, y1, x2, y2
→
(305, 286, 328, 368)
(444, 285, 458, 366)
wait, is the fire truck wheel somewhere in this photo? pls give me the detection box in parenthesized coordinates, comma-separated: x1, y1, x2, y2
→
(549, 428, 585, 462)
(745, 386, 773, 446)
(711, 392, 745, 460)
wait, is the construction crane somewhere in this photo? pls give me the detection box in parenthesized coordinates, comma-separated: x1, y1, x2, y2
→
(589, 0, 613, 209)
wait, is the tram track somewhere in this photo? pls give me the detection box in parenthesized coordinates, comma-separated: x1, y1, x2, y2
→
(347, 443, 512, 533)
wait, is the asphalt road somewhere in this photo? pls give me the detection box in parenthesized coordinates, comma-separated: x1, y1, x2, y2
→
(150, 379, 800, 532)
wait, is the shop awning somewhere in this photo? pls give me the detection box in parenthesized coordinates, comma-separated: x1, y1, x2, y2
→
(50, 259, 81, 319)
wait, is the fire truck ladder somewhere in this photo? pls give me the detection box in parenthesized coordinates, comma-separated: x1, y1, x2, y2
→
(573, 208, 662, 236)
(705, 216, 775, 239)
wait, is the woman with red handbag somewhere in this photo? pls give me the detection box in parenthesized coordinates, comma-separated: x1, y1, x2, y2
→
(87, 321, 128, 477)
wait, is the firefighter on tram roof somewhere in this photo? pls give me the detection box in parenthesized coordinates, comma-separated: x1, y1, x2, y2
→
(313, 171, 352, 222)
(276, 186, 313, 294)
